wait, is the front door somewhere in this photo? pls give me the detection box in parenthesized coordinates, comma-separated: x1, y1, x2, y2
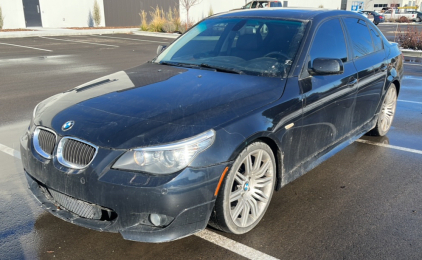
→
(22, 0, 42, 27)
(298, 18, 358, 162)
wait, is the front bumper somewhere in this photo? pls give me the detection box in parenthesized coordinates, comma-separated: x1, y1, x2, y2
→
(20, 131, 227, 243)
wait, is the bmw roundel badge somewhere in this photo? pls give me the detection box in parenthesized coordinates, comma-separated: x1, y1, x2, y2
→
(62, 121, 75, 131)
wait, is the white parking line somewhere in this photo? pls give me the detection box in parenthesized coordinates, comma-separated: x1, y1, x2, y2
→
(356, 139, 422, 155)
(398, 100, 422, 105)
(0, 143, 21, 159)
(39, 36, 119, 48)
(195, 229, 279, 260)
(0, 42, 52, 52)
(92, 35, 169, 44)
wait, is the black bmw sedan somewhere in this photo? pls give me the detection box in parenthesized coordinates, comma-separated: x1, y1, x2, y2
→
(20, 9, 403, 243)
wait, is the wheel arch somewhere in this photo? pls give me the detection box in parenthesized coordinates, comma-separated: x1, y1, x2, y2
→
(392, 79, 400, 95)
(228, 133, 284, 192)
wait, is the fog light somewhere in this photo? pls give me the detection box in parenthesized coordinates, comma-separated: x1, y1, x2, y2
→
(149, 213, 168, 227)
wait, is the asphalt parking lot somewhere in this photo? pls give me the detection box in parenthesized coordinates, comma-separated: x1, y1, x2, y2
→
(1, 32, 422, 259)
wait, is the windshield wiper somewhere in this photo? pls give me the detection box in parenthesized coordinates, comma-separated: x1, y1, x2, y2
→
(159, 61, 198, 68)
(199, 63, 244, 75)
(159, 62, 244, 75)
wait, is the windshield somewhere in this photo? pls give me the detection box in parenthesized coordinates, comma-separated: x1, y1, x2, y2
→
(154, 18, 306, 78)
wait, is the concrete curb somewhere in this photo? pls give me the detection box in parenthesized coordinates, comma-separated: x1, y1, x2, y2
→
(132, 31, 180, 39)
(0, 28, 140, 39)
(401, 49, 422, 58)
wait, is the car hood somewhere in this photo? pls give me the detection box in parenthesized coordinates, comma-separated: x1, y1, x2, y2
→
(35, 63, 285, 149)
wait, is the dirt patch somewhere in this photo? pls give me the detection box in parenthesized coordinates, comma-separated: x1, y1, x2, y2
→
(67, 26, 139, 30)
(0, 29, 36, 32)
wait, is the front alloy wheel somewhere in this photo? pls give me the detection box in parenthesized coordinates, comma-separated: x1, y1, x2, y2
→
(209, 142, 276, 234)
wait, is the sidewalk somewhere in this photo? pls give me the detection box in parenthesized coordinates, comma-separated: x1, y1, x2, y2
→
(0, 27, 142, 39)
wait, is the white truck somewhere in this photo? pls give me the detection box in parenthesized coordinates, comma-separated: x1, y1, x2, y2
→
(384, 9, 418, 21)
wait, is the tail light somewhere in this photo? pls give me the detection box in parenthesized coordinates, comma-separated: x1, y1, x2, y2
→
(379, 16, 383, 19)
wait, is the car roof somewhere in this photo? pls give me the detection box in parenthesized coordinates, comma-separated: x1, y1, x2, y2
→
(214, 8, 361, 21)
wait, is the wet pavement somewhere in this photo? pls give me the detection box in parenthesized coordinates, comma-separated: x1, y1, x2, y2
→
(1, 34, 422, 259)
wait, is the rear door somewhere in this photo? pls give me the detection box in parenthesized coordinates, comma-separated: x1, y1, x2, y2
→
(342, 17, 387, 129)
(298, 18, 358, 161)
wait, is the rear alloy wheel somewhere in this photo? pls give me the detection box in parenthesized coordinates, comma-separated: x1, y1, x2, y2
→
(369, 84, 397, 136)
(210, 142, 276, 234)
(416, 17, 421, 22)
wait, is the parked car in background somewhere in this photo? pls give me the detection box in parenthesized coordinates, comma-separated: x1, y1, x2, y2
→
(381, 7, 393, 12)
(361, 10, 385, 25)
(384, 9, 418, 21)
(406, 10, 422, 22)
(21, 9, 403, 243)
(241, 1, 282, 9)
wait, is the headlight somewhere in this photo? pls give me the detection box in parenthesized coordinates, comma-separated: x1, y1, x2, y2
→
(112, 130, 215, 174)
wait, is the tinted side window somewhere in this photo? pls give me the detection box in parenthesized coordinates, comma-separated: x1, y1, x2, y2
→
(344, 18, 375, 58)
(251, 1, 258, 8)
(309, 19, 348, 63)
(368, 23, 383, 51)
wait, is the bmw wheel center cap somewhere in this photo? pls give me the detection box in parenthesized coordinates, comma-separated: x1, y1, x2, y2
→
(62, 121, 75, 131)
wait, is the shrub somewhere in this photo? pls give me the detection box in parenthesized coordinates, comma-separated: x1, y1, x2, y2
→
(139, 10, 148, 31)
(93, 0, 101, 27)
(0, 6, 4, 30)
(398, 25, 422, 50)
(397, 16, 410, 23)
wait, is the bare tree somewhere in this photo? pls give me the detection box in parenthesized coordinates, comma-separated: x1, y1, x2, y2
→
(364, 0, 373, 10)
(180, 0, 202, 28)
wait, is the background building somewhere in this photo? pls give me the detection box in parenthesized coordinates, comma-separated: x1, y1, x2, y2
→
(0, 0, 420, 30)
(347, 0, 422, 11)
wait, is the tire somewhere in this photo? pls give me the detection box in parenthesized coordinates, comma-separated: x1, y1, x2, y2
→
(209, 142, 276, 234)
(416, 17, 421, 22)
(368, 84, 398, 136)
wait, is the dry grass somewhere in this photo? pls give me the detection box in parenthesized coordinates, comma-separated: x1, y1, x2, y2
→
(0, 6, 4, 30)
(208, 6, 214, 17)
(139, 10, 148, 31)
(139, 6, 189, 33)
(93, 0, 101, 27)
(149, 6, 166, 32)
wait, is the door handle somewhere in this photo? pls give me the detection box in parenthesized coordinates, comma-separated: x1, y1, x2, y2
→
(347, 77, 358, 88)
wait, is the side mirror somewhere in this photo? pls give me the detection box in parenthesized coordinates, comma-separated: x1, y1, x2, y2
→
(309, 58, 344, 75)
(157, 45, 167, 55)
